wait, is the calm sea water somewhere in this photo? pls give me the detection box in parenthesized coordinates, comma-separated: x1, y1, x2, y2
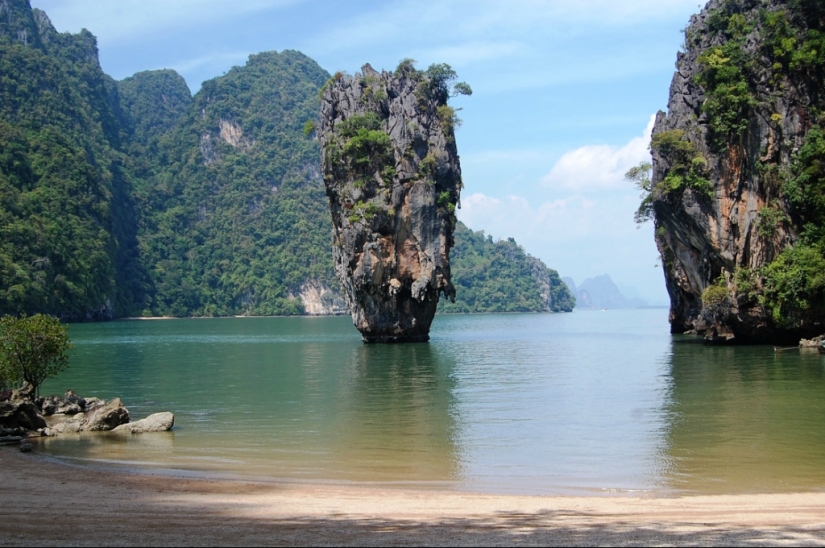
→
(33, 309, 825, 496)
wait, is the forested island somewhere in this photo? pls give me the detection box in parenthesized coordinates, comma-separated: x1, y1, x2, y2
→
(0, 0, 573, 321)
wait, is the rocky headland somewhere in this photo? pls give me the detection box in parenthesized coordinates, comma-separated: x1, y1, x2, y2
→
(317, 63, 467, 342)
(650, 0, 825, 343)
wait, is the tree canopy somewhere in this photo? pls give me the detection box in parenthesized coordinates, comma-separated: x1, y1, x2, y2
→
(0, 314, 72, 394)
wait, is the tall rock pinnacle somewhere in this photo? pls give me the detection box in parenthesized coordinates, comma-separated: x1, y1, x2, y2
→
(649, 0, 825, 343)
(318, 62, 468, 342)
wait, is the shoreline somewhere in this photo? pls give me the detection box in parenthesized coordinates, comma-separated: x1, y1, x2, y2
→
(114, 308, 667, 321)
(3, 449, 825, 546)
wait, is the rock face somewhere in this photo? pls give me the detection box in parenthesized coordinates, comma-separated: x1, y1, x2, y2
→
(318, 64, 464, 342)
(651, 0, 825, 343)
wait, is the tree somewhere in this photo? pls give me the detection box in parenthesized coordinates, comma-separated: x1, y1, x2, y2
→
(0, 314, 72, 397)
(423, 63, 472, 103)
(626, 161, 654, 224)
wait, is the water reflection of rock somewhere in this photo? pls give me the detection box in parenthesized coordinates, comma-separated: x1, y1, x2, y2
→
(34, 427, 175, 462)
(660, 337, 825, 494)
(333, 343, 460, 484)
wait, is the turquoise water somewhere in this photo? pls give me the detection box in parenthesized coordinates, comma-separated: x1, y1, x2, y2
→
(34, 309, 825, 495)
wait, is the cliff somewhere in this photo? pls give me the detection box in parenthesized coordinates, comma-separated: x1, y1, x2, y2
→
(650, 0, 825, 343)
(318, 62, 468, 341)
(134, 51, 339, 317)
(0, 1, 142, 320)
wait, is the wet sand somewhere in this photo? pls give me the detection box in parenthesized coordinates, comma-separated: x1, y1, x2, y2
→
(3, 448, 825, 546)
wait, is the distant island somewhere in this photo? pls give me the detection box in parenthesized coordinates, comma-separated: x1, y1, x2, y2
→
(562, 274, 665, 310)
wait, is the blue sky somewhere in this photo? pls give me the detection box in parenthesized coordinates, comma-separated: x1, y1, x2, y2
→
(32, 0, 704, 304)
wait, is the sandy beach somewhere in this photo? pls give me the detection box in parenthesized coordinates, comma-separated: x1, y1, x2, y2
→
(2, 448, 825, 546)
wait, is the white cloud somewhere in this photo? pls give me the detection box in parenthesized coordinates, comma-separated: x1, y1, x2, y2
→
(455, 115, 668, 300)
(541, 114, 655, 191)
(459, 193, 597, 243)
(306, 0, 698, 59)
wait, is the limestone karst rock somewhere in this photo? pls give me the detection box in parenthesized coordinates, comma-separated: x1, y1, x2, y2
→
(318, 63, 465, 342)
(650, 0, 825, 343)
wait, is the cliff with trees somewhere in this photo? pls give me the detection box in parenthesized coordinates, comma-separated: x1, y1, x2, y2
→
(646, 0, 825, 342)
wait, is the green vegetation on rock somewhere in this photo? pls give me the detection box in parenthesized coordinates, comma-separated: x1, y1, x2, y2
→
(652, 0, 825, 339)
(649, 130, 713, 198)
(134, 50, 334, 317)
(0, 9, 143, 320)
(440, 223, 575, 314)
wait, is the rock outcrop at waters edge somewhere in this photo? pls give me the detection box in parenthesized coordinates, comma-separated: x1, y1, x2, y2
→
(318, 63, 465, 342)
(0, 388, 173, 439)
(650, 0, 825, 343)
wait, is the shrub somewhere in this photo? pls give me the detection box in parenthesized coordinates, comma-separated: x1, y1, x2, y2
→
(395, 58, 418, 78)
(761, 243, 825, 326)
(436, 104, 461, 134)
(437, 191, 455, 213)
(734, 267, 758, 301)
(784, 125, 825, 236)
(695, 43, 755, 148)
(419, 153, 437, 176)
(0, 314, 72, 397)
(702, 284, 729, 306)
(302, 120, 315, 137)
(343, 129, 392, 169)
(338, 113, 382, 138)
(756, 204, 789, 238)
(650, 131, 713, 198)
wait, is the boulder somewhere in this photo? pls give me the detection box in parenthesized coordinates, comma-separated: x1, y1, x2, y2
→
(0, 401, 46, 431)
(10, 383, 35, 402)
(81, 398, 129, 431)
(800, 335, 825, 348)
(38, 390, 86, 416)
(51, 418, 83, 434)
(113, 412, 174, 434)
(19, 442, 33, 453)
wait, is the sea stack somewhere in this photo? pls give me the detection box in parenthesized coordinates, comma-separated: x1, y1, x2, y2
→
(318, 62, 467, 342)
(650, 0, 825, 343)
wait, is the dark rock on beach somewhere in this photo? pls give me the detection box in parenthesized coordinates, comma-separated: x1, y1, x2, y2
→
(38, 390, 88, 416)
(0, 401, 47, 432)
